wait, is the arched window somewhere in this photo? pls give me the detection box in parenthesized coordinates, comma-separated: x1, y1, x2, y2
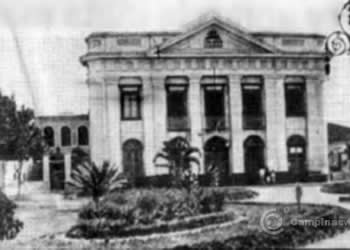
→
(61, 126, 71, 146)
(78, 126, 89, 146)
(204, 29, 223, 48)
(43, 126, 55, 147)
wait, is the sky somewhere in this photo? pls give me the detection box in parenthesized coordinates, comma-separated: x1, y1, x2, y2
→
(0, 0, 349, 125)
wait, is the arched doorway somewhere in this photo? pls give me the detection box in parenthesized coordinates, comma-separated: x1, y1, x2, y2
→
(49, 147, 65, 190)
(244, 136, 265, 185)
(287, 135, 307, 182)
(204, 136, 229, 186)
(122, 139, 144, 185)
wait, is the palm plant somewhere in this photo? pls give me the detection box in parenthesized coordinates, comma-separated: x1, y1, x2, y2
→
(66, 161, 127, 208)
(153, 137, 201, 190)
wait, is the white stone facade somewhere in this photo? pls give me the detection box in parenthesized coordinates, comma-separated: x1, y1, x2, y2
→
(81, 16, 328, 184)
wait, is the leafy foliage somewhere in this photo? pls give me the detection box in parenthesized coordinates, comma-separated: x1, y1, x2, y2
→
(0, 93, 44, 197)
(68, 187, 228, 238)
(0, 191, 23, 240)
(154, 137, 201, 190)
(66, 161, 127, 206)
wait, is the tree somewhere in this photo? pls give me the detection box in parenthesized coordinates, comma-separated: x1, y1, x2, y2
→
(66, 161, 127, 208)
(0, 190, 23, 240)
(153, 137, 201, 191)
(0, 93, 44, 198)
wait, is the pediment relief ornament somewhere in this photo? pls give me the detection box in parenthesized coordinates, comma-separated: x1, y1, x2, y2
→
(148, 16, 278, 56)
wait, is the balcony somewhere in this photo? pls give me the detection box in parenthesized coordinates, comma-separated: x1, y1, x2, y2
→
(167, 116, 190, 131)
(243, 115, 265, 130)
(205, 116, 227, 131)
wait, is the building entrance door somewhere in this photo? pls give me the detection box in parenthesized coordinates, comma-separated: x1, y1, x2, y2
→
(287, 135, 307, 182)
(49, 148, 65, 190)
(123, 139, 144, 185)
(244, 136, 265, 184)
(204, 137, 229, 186)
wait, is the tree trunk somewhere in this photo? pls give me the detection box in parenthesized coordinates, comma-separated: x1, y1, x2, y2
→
(16, 161, 23, 199)
(0, 161, 5, 192)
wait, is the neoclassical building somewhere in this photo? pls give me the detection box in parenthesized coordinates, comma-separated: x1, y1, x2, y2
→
(80, 16, 328, 184)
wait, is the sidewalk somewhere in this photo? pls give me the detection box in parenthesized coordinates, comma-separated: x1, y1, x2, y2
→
(3, 181, 87, 243)
(246, 184, 350, 248)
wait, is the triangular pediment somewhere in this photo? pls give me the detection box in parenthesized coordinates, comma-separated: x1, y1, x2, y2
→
(151, 16, 278, 55)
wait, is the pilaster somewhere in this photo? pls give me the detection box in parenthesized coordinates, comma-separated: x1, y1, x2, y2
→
(265, 75, 288, 172)
(306, 75, 328, 173)
(189, 75, 204, 174)
(229, 75, 244, 174)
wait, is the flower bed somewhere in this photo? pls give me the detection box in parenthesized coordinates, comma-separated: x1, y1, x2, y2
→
(66, 187, 257, 239)
(166, 203, 350, 250)
(66, 187, 233, 239)
(67, 211, 235, 238)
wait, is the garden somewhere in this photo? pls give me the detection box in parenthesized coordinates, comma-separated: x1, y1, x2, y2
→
(2, 137, 350, 249)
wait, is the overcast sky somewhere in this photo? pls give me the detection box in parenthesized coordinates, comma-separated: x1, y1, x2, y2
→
(0, 0, 349, 125)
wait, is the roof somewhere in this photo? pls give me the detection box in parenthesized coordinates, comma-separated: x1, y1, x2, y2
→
(251, 32, 326, 39)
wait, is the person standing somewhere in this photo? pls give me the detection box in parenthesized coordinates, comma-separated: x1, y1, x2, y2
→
(259, 167, 266, 185)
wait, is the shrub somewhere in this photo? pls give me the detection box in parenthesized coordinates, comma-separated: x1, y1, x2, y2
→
(69, 187, 228, 239)
(67, 210, 236, 239)
(67, 161, 127, 207)
(0, 191, 23, 240)
(153, 137, 201, 190)
(321, 182, 350, 194)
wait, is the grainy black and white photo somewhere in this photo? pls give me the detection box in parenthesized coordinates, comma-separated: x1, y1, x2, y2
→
(1, 0, 350, 249)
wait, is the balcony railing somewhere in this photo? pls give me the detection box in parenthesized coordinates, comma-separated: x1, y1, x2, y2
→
(243, 115, 265, 130)
(205, 116, 227, 131)
(167, 116, 190, 131)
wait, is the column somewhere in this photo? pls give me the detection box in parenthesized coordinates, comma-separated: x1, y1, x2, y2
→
(307, 75, 328, 173)
(265, 75, 288, 172)
(189, 75, 204, 174)
(152, 75, 167, 175)
(143, 76, 155, 176)
(89, 80, 106, 165)
(106, 81, 121, 169)
(43, 154, 50, 190)
(229, 75, 244, 174)
(64, 152, 72, 184)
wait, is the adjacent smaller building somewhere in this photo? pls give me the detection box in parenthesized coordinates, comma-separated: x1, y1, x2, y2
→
(38, 114, 90, 154)
(328, 123, 350, 180)
(37, 114, 90, 190)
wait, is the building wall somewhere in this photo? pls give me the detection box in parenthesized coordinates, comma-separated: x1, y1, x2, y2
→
(86, 58, 328, 180)
(38, 115, 90, 154)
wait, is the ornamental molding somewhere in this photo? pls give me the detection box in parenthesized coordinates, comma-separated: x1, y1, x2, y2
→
(99, 57, 324, 72)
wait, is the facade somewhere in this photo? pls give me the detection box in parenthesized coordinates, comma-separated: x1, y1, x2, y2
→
(81, 16, 328, 185)
(38, 114, 90, 154)
(37, 114, 89, 189)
